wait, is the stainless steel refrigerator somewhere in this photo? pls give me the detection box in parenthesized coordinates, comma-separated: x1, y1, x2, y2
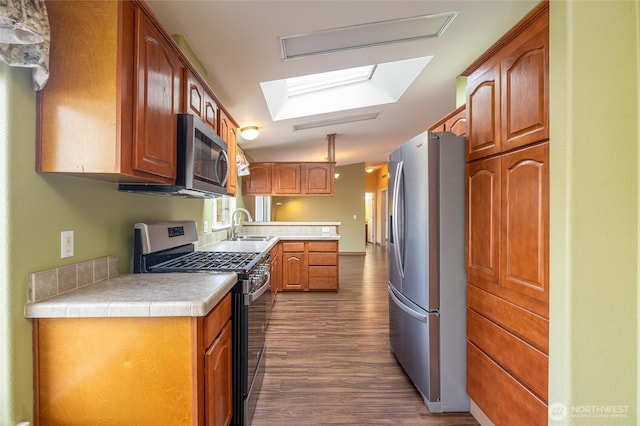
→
(388, 131, 469, 412)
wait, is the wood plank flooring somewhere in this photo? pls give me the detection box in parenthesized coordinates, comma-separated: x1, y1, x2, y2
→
(252, 244, 479, 425)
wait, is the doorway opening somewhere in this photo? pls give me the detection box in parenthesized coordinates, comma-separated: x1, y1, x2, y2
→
(365, 192, 375, 244)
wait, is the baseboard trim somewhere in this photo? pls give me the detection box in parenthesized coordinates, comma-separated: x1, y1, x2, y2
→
(339, 252, 366, 256)
(470, 399, 495, 426)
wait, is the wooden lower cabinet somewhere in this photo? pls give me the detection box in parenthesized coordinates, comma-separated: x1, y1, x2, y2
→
(282, 242, 307, 291)
(467, 341, 547, 425)
(308, 241, 339, 290)
(33, 293, 233, 425)
(270, 244, 282, 303)
(281, 240, 339, 291)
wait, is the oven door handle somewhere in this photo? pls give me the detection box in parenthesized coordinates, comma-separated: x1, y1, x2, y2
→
(245, 271, 271, 305)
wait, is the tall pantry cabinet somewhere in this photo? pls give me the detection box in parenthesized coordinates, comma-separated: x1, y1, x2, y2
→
(463, 2, 549, 425)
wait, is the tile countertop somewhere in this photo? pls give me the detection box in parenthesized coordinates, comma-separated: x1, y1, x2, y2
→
(197, 234, 340, 252)
(24, 272, 237, 319)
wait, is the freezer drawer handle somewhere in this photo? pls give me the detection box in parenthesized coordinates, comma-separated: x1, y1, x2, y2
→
(388, 285, 428, 323)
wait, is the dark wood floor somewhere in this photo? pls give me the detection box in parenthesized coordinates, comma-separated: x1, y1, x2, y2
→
(252, 244, 479, 425)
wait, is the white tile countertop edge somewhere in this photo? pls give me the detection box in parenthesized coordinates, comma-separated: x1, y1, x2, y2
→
(24, 272, 237, 319)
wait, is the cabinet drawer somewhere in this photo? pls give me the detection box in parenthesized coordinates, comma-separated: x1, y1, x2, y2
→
(308, 241, 337, 252)
(467, 284, 548, 353)
(282, 242, 305, 252)
(467, 342, 547, 426)
(204, 293, 231, 348)
(308, 266, 338, 290)
(467, 309, 547, 400)
(308, 252, 337, 266)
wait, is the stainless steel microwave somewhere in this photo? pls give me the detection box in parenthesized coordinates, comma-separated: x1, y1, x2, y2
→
(119, 114, 229, 198)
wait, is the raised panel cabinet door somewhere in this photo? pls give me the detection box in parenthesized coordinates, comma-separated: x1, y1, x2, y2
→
(304, 163, 334, 194)
(447, 108, 467, 137)
(243, 163, 272, 195)
(219, 110, 237, 195)
(133, 9, 182, 180)
(205, 321, 233, 426)
(466, 64, 501, 161)
(273, 163, 302, 194)
(187, 71, 203, 118)
(500, 142, 549, 304)
(500, 14, 549, 152)
(203, 92, 218, 133)
(466, 157, 501, 284)
(282, 252, 307, 291)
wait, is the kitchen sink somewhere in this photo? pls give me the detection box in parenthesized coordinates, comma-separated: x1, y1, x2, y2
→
(227, 235, 273, 242)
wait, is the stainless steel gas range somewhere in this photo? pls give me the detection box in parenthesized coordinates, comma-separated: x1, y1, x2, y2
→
(132, 220, 271, 426)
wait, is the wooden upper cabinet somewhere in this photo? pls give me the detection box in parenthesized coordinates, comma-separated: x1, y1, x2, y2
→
(466, 7, 549, 161)
(273, 163, 302, 194)
(132, 8, 183, 180)
(243, 162, 335, 196)
(203, 92, 218, 132)
(186, 70, 218, 133)
(37, 1, 182, 183)
(466, 64, 501, 161)
(501, 15, 549, 152)
(466, 157, 501, 285)
(243, 163, 272, 194)
(304, 163, 334, 194)
(447, 109, 467, 137)
(428, 105, 467, 137)
(501, 142, 549, 305)
(186, 72, 203, 118)
(219, 110, 237, 196)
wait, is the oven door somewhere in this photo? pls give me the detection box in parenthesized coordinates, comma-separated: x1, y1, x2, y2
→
(244, 272, 270, 424)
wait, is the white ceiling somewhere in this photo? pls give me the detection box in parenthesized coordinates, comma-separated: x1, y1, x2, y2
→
(147, 0, 540, 168)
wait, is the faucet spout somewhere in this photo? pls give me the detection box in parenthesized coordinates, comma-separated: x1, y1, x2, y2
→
(231, 208, 253, 238)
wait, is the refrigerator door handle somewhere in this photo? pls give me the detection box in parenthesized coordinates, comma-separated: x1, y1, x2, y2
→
(392, 160, 404, 276)
(388, 284, 427, 323)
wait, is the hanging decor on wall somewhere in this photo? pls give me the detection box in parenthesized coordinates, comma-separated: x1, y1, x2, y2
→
(0, 0, 50, 90)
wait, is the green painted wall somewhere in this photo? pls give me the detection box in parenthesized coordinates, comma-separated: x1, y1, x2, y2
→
(549, 1, 639, 425)
(0, 63, 208, 423)
(274, 163, 366, 253)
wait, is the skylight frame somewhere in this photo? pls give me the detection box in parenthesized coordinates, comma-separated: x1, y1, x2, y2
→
(287, 65, 377, 97)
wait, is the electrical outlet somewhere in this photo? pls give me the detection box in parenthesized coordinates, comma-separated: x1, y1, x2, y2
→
(322, 227, 330, 233)
(61, 231, 74, 258)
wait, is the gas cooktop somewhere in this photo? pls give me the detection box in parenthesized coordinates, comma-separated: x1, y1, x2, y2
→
(149, 251, 262, 273)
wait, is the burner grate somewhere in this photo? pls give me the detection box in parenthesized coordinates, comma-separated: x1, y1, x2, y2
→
(150, 251, 262, 272)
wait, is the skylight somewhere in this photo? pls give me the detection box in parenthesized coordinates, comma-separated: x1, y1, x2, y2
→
(260, 56, 432, 122)
(287, 65, 376, 97)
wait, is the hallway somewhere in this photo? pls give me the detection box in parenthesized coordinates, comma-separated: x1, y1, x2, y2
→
(253, 245, 478, 425)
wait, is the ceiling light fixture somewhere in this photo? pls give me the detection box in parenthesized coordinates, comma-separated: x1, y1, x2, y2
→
(280, 11, 459, 60)
(366, 167, 374, 173)
(293, 113, 380, 131)
(240, 126, 259, 141)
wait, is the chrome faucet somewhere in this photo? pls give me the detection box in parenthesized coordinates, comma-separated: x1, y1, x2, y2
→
(231, 208, 253, 239)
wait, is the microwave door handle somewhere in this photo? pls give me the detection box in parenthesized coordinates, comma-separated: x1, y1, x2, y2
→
(215, 149, 230, 186)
